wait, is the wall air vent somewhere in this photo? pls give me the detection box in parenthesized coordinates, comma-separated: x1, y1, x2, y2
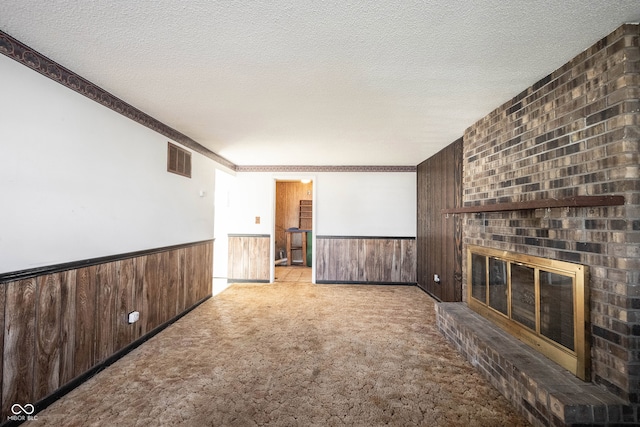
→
(167, 142, 191, 178)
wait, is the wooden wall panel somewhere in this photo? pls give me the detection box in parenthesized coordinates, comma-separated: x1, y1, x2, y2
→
(115, 259, 135, 353)
(228, 235, 270, 282)
(400, 239, 415, 283)
(176, 248, 187, 315)
(157, 251, 170, 325)
(203, 241, 214, 299)
(141, 253, 160, 335)
(59, 270, 76, 386)
(2, 279, 36, 417)
(74, 266, 97, 377)
(416, 138, 463, 301)
(184, 245, 198, 309)
(34, 274, 61, 401)
(315, 238, 328, 280)
(96, 262, 117, 364)
(0, 240, 212, 420)
(316, 237, 416, 284)
(165, 250, 180, 322)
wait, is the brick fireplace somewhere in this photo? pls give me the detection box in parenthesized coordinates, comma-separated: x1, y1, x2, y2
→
(436, 23, 639, 426)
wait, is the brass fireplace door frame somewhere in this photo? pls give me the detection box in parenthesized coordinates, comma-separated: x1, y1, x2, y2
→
(467, 245, 589, 380)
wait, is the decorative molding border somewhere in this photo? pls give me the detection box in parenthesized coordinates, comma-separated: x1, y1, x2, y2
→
(0, 30, 237, 171)
(236, 165, 417, 173)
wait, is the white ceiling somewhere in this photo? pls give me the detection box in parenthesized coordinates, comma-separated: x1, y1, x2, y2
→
(1, 1, 639, 166)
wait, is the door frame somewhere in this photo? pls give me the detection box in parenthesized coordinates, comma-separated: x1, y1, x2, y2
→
(271, 175, 317, 283)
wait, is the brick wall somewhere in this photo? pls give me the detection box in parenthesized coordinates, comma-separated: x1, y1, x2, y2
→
(462, 24, 640, 403)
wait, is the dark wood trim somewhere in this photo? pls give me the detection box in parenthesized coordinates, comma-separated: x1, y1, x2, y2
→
(315, 235, 416, 240)
(0, 240, 214, 284)
(226, 279, 270, 284)
(0, 30, 235, 171)
(2, 295, 211, 427)
(441, 195, 625, 214)
(227, 234, 270, 238)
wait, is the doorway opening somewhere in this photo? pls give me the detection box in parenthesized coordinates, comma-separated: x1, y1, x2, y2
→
(274, 179, 313, 282)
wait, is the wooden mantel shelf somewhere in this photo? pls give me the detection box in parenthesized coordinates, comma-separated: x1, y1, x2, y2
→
(441, 195, 625, 214)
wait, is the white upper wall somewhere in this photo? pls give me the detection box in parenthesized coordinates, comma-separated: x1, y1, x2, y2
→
(225, 171, 416, 237)
(0, 55, 217, 273)
(316, 172, 416, 236)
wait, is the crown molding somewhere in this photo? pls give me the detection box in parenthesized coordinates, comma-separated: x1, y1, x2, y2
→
(0, 30, 236, 171)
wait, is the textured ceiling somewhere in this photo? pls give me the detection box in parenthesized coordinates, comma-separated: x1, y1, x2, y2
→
(1, 1, 639, 166)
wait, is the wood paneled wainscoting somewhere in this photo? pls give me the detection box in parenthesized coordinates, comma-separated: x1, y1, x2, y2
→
(227, 234, 270, 283)
(0, 240, 213, 423)
(316, 236, 416, 284)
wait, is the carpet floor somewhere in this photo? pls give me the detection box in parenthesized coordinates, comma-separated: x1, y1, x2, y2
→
(34, 267, 530, 426)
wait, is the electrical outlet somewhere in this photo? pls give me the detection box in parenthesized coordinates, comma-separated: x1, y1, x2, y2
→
(255, 216, 260, 224)
(128, 311, 140, 324)
(434, 274, 441, 283)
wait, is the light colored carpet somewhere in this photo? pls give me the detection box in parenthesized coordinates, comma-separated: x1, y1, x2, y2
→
(35, 268, 529, 426)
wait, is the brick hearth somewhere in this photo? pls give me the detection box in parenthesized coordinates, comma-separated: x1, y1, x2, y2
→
(436, 303, 634, 426)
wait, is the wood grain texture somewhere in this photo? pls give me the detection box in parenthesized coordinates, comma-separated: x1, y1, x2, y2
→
(416, 138, 463, 301)
(176, 248, 187, 315)
(34, 274, 61, 401)
(115, 259, 135, 353)
(194, 241, 213, 302)
(3, 279, 36, 416)
(316, 237, 416, 283)
(204, 241, 213, 299)
(96, 262, 117, 363)
(74, 267, 97, 377)
(58, 270, 76, 386)
(157, 251, 170, 325)
(133, 255, 146, 340)
(165, 250, 180, 321)
(0, 241, 212, 421)
(228, 236, 270, 282)
(184, 245, 198, 309)
(142, 253, 160, 335)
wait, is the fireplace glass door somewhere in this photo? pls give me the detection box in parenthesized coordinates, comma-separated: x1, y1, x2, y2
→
(488, 257, 508, 315)
(511, 264, 536, 330)
(467, 245, 588, 380)
(540, 270, 574, 350)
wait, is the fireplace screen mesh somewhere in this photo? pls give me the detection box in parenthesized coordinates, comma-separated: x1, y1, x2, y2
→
(467, 245, 589, 380)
